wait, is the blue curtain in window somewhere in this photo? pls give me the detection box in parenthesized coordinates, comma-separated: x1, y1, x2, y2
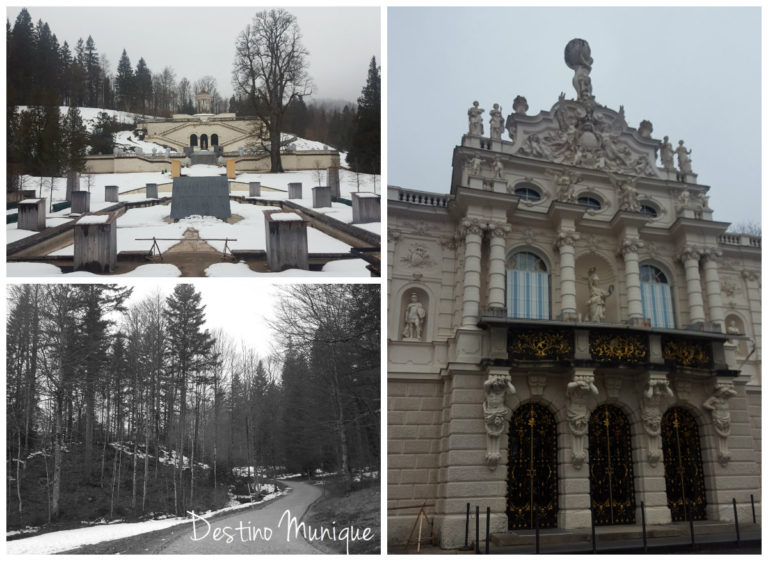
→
(506, 270, 549, 319)
(640, 282, 674, 328)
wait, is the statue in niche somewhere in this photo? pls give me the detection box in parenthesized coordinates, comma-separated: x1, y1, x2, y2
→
(566, 372, 598, 468)
(586, 267, 614, 322)
(640, 376, 674, 466)
(660, 136, 675, 171)
(675, 140, 693, 175)
(468, 101, 485, 136)
(489, 103, 504, 140)
(483, 373, 516, 470)
(402, 292, 427, 341)
(403, 292, 427, 341)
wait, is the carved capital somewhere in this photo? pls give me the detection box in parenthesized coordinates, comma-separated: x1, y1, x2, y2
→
(460, 219, 484, 238)
(678, 246, 701, 264)
(619, 237, 644, 256)
(555, 230, 580, 249)
(489, 222, 511, 239)
(701, 248, 722, 263)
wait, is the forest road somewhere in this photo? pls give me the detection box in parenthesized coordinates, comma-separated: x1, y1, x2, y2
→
(159, 479, 323, 554)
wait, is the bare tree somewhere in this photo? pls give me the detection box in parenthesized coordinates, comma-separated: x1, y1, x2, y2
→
(233, 9, 312, 172)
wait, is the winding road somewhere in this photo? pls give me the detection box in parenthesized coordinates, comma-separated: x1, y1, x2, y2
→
(159, 480, 323, 554)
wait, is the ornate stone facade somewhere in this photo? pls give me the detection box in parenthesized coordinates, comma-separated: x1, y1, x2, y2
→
(388, 39, 761, 549)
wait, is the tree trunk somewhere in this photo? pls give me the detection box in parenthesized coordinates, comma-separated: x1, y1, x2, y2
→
(52, 393, 64, 519)
(269, 122, 283, 172)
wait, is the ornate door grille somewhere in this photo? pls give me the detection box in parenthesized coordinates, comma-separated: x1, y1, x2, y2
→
(507, 403, 558, 529)
(661, 407, 707, 521)
(588, 404, 636, 525)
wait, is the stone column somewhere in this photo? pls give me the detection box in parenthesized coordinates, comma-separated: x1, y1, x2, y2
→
(702, 249, 725, 331)
(679, 246, 705, 324)
(487, 222, 510, 311)
(621, 237, 644, 323)
(460, 220, 484, 328)
(556, 230, 579, 320)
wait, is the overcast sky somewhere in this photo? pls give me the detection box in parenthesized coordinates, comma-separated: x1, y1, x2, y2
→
(123, 280, 281, 360)
(7, 5, 380, 103)
(388, 6, 762, 227)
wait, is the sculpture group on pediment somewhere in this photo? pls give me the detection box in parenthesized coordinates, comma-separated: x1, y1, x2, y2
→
(564, 38, 594, 102)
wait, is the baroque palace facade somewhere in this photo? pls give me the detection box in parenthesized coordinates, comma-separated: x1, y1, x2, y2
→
(387, 39, 760, 548)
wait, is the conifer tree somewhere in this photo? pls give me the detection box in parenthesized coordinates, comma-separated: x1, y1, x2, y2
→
(116, 49, 134, 111)
(347, 56, 381, 175)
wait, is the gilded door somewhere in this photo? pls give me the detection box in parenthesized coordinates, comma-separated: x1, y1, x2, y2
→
(661, 407, 707, 521)
(507, 403, 558, 529)
(588, 404, 636, 525)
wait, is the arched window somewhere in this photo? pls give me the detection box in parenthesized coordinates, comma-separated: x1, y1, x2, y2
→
(190, 134, 198, 147)
(640, 264, 674, 328)
(506, 251, 550, 319)
(211, 133, 219, 147)
(200, 134, 209, 150)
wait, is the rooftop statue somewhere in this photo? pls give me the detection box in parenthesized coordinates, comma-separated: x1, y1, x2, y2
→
(489, 103, 504, 140)
(675, 140, 693, 175)
(468, 101, 484, 136)
(564, 38, 594, 102)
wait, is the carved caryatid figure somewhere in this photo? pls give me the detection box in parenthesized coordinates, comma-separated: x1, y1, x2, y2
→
(675, 140, 693, 175)
(703, 382, 738, 464)
(564, 38, 594, 102)
(640, 375, 674, 466)
(489, 103, 504, 140)
(483, 373, 516, 470)
(587, 267, 614, 322)
(468, 101, 485, 136)
(566, 372, 599, 468)
(660, 136, 675, 171)
(402, 292, 426, 340)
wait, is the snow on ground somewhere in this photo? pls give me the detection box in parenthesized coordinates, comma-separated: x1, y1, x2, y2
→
(114, 130, 173, 155)
(8, 165, 380, 276)
(6, 487, 288, 555)
(7, 263, 181, 277)
(15, 106, 144, 134)
(110, 442, 210, 470)
(320, 259, 372, 276)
